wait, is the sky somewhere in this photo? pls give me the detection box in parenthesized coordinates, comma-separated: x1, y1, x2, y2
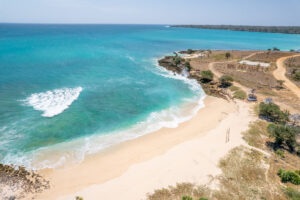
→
(0, 0, 300, 25)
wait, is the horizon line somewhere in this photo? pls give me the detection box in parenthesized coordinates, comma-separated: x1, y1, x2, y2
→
(1, 22, 300, 27)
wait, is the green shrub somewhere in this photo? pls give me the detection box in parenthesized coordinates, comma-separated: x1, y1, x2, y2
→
(187, 49, 194, 54)
(284, 187, 300, 200)
(174, 56, 184, 65)
(294, 72, 300, 81)
(76, 196, 84, 200)
(200, 70, 214, 82)
(219, 75, 234, 87)
(182, 196, 193, 200)
(225, 52, 231, 59)
(199, 198, 208, 200)
(233, 90, 246, 100)
(268, 124, 296, 150)
(185, 62, 191, 71)
(259, 102, 289, 124)
(278, 169, 300, 185)
(275, 149, 285, 158)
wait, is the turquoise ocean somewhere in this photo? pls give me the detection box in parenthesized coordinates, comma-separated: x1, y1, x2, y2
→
(1, 24, 300, 169)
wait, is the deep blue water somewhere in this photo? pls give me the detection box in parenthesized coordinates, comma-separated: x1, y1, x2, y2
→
(1, 24, 300, 169)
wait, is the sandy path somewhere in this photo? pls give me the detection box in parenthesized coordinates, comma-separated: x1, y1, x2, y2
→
(273, 55, 300, 99)
(208, 52, 259, 80)
(208, 57, 254, 93)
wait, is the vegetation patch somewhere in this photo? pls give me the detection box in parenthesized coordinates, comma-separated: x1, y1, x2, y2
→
(229, 85, 239, 92)
(219, 75, 234, 87)
(259, 102, 289, 124)
(0, 164, 49, 199)
(242, 120, 269, 149)
(278, 169, 300, 185)
(284, 187, 300, 200)
(268, 123, 297, 151)
(233, 90, 246, 100)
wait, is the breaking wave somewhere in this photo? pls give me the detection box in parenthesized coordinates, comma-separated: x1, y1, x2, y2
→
(23, 87, 83, 117)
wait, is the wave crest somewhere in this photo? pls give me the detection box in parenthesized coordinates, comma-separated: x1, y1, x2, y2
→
(24, 87, 83, 117)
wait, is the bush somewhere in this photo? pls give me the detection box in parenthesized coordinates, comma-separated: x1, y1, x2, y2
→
(275, 149, 285, 158)
(185, 62, 191, 71)
(219, 75, 234, 87)
(76, 197, 84, 200)
(182, 196, 193, 200)
(200, 70, 214, 82)
(173, 56, 184, 65)
(225, 52, 231, 59)
(294, 72, 300, 81)
(284, 187, 300, 200)
(187, 49, 194, 54)
(233, 90, 246, 100)
(267, 124, 296, 150)
(278, 169, 300, 185)
(259, 102, 289, 124)
(199, 198, 208, 200)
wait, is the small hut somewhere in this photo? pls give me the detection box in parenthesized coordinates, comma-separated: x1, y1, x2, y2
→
(263, 97, 274, 104)
(247, 89, 257, 102)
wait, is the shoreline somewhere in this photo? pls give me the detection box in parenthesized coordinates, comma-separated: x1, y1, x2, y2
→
(37, 96, 254, 200)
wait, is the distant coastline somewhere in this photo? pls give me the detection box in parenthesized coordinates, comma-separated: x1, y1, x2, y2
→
(172, 25, 300, 34)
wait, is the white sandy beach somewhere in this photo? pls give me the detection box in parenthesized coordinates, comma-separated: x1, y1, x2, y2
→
(36, 96, 254, 200)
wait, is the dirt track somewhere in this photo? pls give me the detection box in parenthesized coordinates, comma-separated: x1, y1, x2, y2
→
(273, 55, 300, 99)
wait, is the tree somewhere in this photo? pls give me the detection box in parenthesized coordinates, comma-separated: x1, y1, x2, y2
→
(219, 75, 234, 87)
(173, 56, 183, 65)
(225, 52, 231, 59)
(200, 70, 214, 82)
(273, 47, 280, 51)
(259, 102, 289, 124)
(268, 124, 296, 150)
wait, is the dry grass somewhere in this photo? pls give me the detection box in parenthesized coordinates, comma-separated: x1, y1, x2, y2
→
(214, 62, 278, 92)
(285, 56, 300, 87)
(214, 146, 276, 200)
(147, 146, 287, 200)
(147, 183, 211, 200)
(242, 120, 269, 149)
(247, 51, 295, 63)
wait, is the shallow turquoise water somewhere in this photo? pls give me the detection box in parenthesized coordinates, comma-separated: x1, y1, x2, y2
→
(0, 24, 300, 169)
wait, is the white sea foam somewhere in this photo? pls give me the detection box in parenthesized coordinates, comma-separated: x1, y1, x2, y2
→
(126, 55, 135, 62)
(23, 87, 83, 117)
(3, 93, 205, 170)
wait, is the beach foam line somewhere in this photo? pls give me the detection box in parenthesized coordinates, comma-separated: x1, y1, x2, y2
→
(152, 57, 203, 92)
(3, 94, 205, 170)
(23, 87, 83, 117)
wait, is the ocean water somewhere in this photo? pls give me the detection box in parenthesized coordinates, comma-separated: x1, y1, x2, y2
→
(1, 24, 300, 169)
